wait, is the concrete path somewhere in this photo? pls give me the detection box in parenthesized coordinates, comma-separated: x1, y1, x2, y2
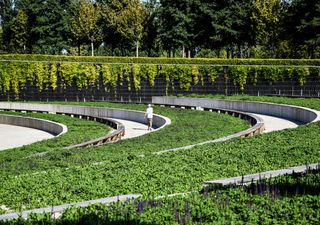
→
(251, 113, 301, 133)
(111, 118, 151, 139)
(0, 124, 54, 151)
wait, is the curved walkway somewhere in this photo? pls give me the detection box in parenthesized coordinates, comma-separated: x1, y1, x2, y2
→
(250, 113, 301, 133)
(149, 97, 320, 155)
(110, 118, 151, 139)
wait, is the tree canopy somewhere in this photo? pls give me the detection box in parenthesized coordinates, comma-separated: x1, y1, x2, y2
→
(0, 0, 319, 58)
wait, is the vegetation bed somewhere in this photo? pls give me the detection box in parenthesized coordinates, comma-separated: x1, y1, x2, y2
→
(3, 169, 320, 224)
(1, 97, 320, 218)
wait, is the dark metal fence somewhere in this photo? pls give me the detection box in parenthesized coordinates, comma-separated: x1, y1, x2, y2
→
(1, 73, 320, 102)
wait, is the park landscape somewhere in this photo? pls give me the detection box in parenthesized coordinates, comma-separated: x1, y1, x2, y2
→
(0, 0, 320, 224)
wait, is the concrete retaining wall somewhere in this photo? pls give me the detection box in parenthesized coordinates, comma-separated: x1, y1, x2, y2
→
(0, 114, 67, 136)
(152, 97, 319, 124)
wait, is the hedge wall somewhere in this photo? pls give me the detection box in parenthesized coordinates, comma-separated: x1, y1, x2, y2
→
(1, 54, 320, 66)
(0, 55, 320, 101)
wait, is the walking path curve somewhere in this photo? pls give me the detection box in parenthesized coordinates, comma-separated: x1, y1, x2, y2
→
(110, 118, 151, 139)
(250, 113, 301, 133)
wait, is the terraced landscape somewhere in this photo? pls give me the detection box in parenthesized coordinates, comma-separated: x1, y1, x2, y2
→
(1, 0, 319, 222)
(0, 96, 319, 224)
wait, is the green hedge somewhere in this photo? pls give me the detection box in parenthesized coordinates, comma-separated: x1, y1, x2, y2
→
(1, 56, 320, 97)
(1, 54, 320, 66)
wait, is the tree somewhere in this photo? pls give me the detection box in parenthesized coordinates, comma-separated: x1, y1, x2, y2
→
(71, 0, 103, 56)
(158, 0, 196, 57)
(13, 0, 73, 54)
(101, 0, 144, 57)
(10, 10, 28, 53)
(140, 0, 161, 57)
(251, 0, 284, 58)
(284, 0, 320, 58)
(227, 0, 255, 58)
(0, 0, 15, 52)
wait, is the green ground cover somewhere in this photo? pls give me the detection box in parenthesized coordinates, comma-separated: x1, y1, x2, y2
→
(0, 97, 320, 216)
(3, 169, 320, 224)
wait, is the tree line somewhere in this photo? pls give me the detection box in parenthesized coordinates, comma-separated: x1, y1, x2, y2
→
(0, 0, 319, 58)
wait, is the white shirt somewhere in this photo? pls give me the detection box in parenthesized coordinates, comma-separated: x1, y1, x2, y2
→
(146, 107, 153, 119)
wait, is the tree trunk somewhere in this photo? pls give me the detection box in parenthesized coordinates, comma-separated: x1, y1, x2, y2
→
(309, 44, 315, 59)
(182, 45, 185, 58)
(136, 40, 139, 58)
(91, 42, 94, 56)
(238, 44, 242, 58)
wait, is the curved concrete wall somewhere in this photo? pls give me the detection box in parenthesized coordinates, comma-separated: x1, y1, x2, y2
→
(0, 102, 171, 149)
(0, 114, 67, 136)
(152, 97, 319, 124)
(0, 102, 169, 129)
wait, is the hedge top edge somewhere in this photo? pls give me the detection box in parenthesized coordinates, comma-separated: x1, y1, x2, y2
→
(0, 54, 320, 66)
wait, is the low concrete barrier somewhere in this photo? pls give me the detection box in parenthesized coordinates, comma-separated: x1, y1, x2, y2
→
(0, 194, 141, 221)
(0, 114, 67, 136)
(204, 163, 320, 187)
(152, 96, 319, 124)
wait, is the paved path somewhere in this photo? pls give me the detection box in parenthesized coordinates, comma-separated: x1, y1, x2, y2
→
(0, 124, 54, 151)
(111, 118, 151, 139)
(251, 113, 301, 133)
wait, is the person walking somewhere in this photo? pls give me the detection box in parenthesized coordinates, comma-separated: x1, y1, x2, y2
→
(145, 104, 153, 131)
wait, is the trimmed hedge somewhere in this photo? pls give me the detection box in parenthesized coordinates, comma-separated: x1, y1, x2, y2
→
(1, 54, 320, 66)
